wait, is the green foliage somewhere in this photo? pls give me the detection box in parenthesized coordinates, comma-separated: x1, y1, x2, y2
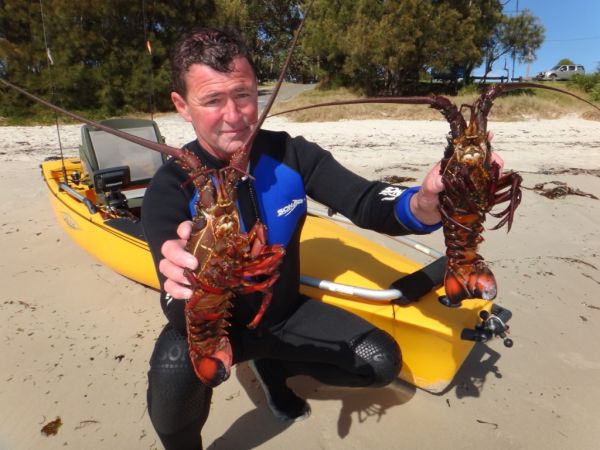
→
(0, 0, 552, 118)
(568, 73, 600, 102)
(557, 58, 575, 65)
(302, 0, 506, 94)
(0, 0, 312, 119)
(481, 8, 545, 80)
(1, 0, 219, 119)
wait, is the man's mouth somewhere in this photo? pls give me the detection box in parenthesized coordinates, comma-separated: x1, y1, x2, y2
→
(221, 126, 250, 135)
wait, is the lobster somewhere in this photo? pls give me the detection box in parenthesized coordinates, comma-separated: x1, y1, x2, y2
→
(175, 146, 285, 387)
(269, 82, 600, 306)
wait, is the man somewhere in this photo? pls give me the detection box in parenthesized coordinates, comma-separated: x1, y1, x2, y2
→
(142, 28, 461, 450)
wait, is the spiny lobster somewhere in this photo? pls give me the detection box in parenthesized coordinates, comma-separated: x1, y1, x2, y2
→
(269, 83, 600, 306)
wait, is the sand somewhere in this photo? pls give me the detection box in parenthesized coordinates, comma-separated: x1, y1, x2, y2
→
(1, 113, 599, 449)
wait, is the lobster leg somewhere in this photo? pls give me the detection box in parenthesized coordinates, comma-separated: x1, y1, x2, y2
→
(489, 172, 522, 231)
(233, 247, 285, 276)
(246, 290, 274, 330)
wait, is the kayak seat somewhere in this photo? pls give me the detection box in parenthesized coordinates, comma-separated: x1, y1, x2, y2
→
(79, 118, 167, 208)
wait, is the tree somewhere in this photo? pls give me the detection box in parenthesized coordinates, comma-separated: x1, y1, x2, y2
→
(302, 0, 504, 94)
(0, 0, 219, 118)
(481, 9, 545, 81)
(557, 58, 574, 65)
(1, 0, 310, 118)
(429, 0, 503, 84)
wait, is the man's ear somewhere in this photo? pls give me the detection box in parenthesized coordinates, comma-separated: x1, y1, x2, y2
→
(171, 92, 192, 122)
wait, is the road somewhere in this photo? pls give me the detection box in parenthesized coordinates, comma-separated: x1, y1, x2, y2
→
(258, 82, 316, 113)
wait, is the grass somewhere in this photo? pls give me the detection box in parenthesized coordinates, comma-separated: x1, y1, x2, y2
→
(270, 82, 600, 123)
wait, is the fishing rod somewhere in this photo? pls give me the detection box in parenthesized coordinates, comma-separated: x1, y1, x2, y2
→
(38, 0, 68, 183)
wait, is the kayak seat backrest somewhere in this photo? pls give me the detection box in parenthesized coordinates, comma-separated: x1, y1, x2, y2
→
(79, 118, 166, 190)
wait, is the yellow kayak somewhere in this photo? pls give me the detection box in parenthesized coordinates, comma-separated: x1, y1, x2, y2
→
(40, 118, 512, 393)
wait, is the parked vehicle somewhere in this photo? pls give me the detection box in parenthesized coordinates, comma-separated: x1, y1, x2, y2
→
(536, 64, 585, 81)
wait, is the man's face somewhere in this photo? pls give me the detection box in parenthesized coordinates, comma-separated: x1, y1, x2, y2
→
(171, 57, 258, 162)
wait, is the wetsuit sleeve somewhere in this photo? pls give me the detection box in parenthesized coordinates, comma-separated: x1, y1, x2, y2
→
(290, 135, 427, 235)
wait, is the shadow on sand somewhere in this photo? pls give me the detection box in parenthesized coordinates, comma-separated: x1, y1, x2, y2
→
(207, 342, 503, 448)
(207, 363, 416, 449)
(433, 342, 504, 398)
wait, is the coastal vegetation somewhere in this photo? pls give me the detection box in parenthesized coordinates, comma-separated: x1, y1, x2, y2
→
(1, 0, 597, 123)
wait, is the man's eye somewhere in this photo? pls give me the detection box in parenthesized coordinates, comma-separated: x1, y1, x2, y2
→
(205, 98, 221, 106)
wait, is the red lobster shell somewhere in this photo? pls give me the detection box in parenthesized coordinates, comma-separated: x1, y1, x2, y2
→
(177, 147, 285, 387)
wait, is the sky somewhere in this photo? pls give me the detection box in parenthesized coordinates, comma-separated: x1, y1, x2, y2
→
(479, 0, 600, 78)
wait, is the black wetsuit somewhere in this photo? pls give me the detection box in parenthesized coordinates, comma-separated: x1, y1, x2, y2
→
(142, 130, 421, 449)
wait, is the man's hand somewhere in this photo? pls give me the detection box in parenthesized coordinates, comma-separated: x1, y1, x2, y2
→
(159, 220, 197, 300)
(410, 161, 444, 225)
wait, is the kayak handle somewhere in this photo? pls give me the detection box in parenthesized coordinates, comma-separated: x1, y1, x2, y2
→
(300, 256, 447, 303)
(300, 275, 402, 301)
(59, 183, 97, 214)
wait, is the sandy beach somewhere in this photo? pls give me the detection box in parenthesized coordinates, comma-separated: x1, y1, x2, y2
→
(1, 112, 599, 449)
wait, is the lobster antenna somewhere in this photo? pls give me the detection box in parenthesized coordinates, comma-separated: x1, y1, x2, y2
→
(267, 97, 437, 118)
(267, 95, 467, 138)
(0, 78, 183, 159)
(38, 0, 68, 183)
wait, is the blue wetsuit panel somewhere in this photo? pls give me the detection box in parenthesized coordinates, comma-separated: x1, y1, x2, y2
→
(251, 154, 306, 247)
(186, 154, 306, 248)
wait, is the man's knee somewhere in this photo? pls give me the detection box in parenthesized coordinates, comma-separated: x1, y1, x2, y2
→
(351, 328, 402, 387)
(147, 325, 212, 435)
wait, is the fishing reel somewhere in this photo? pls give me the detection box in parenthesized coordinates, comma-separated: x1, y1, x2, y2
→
(461, 304, 514, 348)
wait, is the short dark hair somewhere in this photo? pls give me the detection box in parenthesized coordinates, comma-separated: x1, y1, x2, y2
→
(170, 28, 254, 97)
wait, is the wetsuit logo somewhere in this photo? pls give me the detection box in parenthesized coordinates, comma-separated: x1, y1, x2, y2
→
(277, 198, 305, 217)
(378, 186, 406, 201)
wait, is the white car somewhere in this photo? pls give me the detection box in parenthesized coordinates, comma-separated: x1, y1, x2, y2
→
(537, 64, 585, 81)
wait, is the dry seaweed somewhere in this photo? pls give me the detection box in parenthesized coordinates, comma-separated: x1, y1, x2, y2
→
(526, 181, 598, 200)
(41, 417, 62, 436)
(379, 175, 417, 184)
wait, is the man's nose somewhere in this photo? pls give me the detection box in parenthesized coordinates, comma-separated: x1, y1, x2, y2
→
(223, 98, 242, 121)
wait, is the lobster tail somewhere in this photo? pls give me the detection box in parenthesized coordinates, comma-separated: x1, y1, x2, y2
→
(443, 262, 497, 306)
(185, 289, 235, 387)
(189, 341, 232, 388)
(440, 194, 500, 306)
